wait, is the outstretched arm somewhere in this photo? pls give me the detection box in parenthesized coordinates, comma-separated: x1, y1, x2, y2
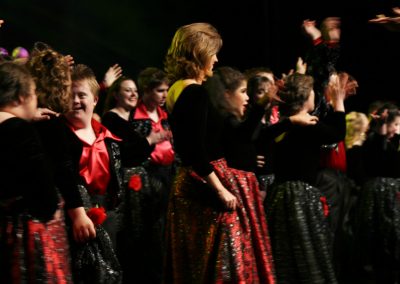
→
(369, 8, 400, 31)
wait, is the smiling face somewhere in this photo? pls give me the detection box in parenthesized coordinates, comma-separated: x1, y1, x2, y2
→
(65, 79, 97, 127)
(115, 79, 138, 110)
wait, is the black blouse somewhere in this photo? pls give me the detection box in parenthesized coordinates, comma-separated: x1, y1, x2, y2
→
(0, 117, 59, 221)
(169, 84, 224, 177)
(362, 132, 400, 178)
(273, 111, 346, 185)
(34, 117, 83, 209)
(102, 111, 153, 167)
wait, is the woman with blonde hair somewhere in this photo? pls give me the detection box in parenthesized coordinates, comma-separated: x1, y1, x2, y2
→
(165, 23, 275, 283)
(345, 111, 369, 150)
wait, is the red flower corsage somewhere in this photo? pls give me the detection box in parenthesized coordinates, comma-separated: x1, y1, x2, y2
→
(128, 174, 142, 191)
(87, 206, 107, 226)
(320, 196, 329, 217)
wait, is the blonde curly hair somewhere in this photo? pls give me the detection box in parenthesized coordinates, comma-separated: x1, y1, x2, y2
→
(164, 23, 222, 83)
(27, 47, 71, 113)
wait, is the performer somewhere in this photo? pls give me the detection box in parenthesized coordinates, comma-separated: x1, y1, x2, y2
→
(63, 64, 123, 283)
(265, 73, 347, 284)
(164, 23, 275, 283)
(0, 62, 72, 283)
(102, 74, 167, 284)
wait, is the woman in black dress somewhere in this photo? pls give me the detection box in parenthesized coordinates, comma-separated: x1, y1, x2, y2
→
(164, 24, 275, 283)
(102, 74, 167, 284)
(0, 62, 72, 283)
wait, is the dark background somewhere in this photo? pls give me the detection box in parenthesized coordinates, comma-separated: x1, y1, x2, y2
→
(1, 0, 400, 112)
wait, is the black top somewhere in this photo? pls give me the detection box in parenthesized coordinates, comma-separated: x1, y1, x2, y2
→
(169, 84, 224, 177)
(102, 111, 153, 167)
(60, 117, 123, 210)
(0, 117, 59, 221)
(223, 104, 292, 173)
(346, 145, 366, 185)
(34, 117, 83, 209)
(273, 111, 346, 185)
(362, 132, 400, 178)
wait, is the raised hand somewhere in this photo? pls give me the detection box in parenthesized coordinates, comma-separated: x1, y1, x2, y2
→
(325, 73, 347, 111)
(64, 54, 75, 69)
(103, 64, 123, 88)
(296, 57, 307, 74)
(369, 8, 400, 31)
(303, 19, 322, 40)
(321, 17, 341, 42)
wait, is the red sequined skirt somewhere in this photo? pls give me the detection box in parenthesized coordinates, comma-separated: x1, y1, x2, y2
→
(0, 212, 72, 283)
(165, 158, 275, 283)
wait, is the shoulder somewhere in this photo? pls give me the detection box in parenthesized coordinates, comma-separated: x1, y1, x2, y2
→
(2, 117, 43, 148)
(102, 111, 120, 122)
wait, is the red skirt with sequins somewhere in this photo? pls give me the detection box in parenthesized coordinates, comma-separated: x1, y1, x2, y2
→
(165, 158, 275, 284)
(0, 213, 72, 284)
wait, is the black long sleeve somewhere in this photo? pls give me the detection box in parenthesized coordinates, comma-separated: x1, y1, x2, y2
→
(0, 118, 59, 221)
(273, 111, 346, 185)
(362, 132, 400, 178)
(34, 118, 83, 209)
(169, 84, 224, 177)
(223, 104, 265, 172)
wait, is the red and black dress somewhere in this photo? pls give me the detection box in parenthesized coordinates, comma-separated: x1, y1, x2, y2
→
(166, 84, 275, 284)
(0, 117, 72, 283)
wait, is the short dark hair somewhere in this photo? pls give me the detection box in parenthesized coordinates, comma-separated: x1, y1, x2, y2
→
(0, 62, 33, 107)
(137, 67, 169, 95)
(278, 73, 314, 117)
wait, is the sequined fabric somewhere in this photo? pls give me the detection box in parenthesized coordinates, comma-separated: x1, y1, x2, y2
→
(355, 177, 400, 281)
(165, 158, 276, 284)
(74, 226, 122, 284)
(265, 181, 337, 284)
(70, 185, 122, 284)
(0, 213, 72, 283)
(118, 166, 164, 283)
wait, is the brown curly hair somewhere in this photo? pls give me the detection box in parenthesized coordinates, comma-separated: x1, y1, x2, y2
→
(27, 47, 71, 113)
(164, 23, 222, 83)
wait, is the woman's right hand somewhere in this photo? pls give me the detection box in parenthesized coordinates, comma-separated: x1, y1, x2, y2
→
(68, 207, 96, 243)
(216, 187, 237, 210)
